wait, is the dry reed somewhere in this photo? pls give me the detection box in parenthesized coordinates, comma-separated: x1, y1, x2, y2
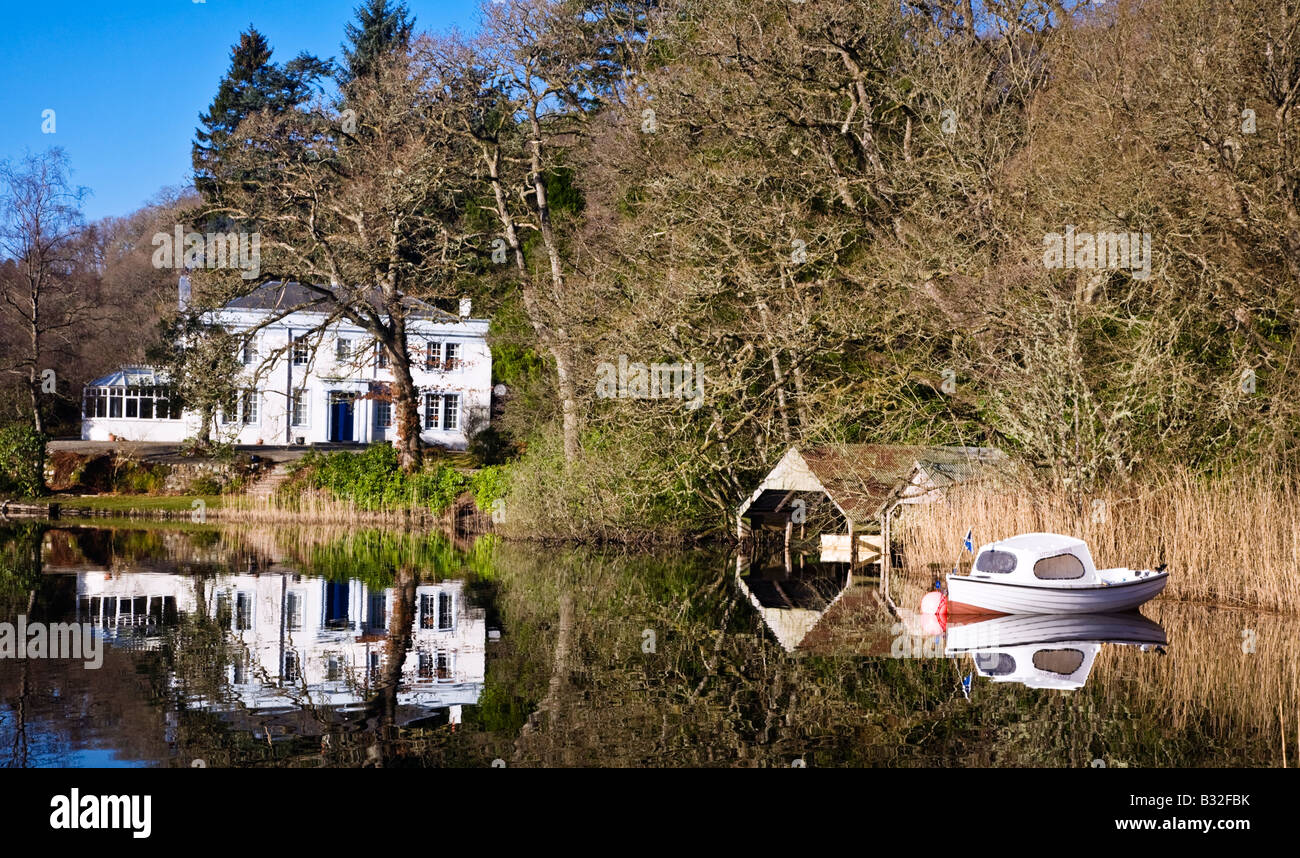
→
(897, 467, 1300, 614)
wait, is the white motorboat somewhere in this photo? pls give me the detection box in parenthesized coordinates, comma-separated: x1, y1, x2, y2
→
(946, 533, 1168, 615)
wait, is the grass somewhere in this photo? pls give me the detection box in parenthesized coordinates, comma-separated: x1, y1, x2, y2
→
(43, 494, 224, 512)
(896, 466, 1300, 614)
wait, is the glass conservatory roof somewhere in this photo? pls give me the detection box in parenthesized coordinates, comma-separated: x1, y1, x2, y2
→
(86, 366, 170, 388)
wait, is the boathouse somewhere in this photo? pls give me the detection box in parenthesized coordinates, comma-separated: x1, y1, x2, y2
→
(736, 444, 1010, 574)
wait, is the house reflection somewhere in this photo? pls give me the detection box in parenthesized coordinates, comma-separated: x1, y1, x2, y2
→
(73, 569, 486, 724)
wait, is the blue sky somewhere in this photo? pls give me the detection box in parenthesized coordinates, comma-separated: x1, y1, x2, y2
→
(0, 1, 482, 222)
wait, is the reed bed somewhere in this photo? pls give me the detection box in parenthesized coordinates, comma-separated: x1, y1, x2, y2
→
(1096, 602, 1300, 766)
(897, 467, 1300, 614)
(220, 487, 456, 528)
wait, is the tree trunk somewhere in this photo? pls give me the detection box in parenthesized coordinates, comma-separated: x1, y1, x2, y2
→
(386, 318, 424, 473)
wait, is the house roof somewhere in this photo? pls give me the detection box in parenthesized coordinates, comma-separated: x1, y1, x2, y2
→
(221, 281, 468, 323)
(738, 444, 1010, 526)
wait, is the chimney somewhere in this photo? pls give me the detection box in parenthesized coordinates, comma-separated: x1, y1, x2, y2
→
(459, 297, 472, 319)
(178, 275, 192, 312)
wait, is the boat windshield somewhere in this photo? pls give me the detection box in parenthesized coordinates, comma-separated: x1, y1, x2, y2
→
(975, 550, 1017, 573)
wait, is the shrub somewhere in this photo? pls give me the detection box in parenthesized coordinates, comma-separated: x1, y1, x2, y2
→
(0, 424, 47, 498)
(303, 444, 471, 514)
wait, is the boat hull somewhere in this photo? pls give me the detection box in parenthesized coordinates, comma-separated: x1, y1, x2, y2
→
(946, 572, 1168, 615)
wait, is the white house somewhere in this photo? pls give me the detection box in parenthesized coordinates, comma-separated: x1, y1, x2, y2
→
(81, 278, 493, 449)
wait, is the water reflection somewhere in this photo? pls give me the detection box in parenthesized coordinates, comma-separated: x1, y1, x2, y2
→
(73, 569, 485, 717)
(945, 613, 1168, 690)
(4, 524, 1300, 767)
(738, 550, 1170, 691)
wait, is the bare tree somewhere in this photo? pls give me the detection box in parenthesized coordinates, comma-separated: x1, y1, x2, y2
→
(0, 149, 92, 433)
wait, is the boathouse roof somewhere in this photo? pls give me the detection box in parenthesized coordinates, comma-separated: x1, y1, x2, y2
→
(737, 444, 1010, 527)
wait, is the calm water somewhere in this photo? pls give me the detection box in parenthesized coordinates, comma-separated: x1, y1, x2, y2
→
(0, 523, 1296, 767)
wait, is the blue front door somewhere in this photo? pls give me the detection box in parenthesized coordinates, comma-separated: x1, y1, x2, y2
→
(329, 395, 354, 442)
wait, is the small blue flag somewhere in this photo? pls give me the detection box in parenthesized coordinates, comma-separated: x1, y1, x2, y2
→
(961, 672, 973, 700)
(963, 528, 973, 553)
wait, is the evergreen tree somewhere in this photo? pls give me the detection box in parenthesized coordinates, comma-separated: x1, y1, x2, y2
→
(192, 27, 329, 202)
(340, 0, 415, 84)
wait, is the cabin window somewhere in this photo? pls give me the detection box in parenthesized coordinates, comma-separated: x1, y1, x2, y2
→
(975, 550, 1017, 574)
(974, 652, 1016, 675)
(1032, 648, 1086, 675)
(1033, 553, 1086, 580)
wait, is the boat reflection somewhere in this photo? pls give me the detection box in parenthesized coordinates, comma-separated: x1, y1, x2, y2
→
(945, 613, 1168, 690)
(735, 554, 1170, 690)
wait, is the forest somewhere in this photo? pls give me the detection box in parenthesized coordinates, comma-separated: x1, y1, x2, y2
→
(1, 0, 1297, 538)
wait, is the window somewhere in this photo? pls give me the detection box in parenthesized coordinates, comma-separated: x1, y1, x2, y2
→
(375, 400, 392, 429)
(444, 342, 459, 370)
(225, 391, 258, 425)
(286, 591, 302, 631)
(367, 593, 387, 631)
(221, 394, 238, 425)
(973, 652, 1016, 675)
(292, 336, 309, 366)
(375, 342, 389, 369)
(283, 650, 300, 683)
(436, 650, 452, 681)
(291, 389, 308, 427)
(240, 391, 258, 425)
(417, 650, 434, 679)
(442, 394, 459, 431)
(241, 337, 255, 366)
(215, 592, 231, 627)
(424, 393, 440, 430)
(125, 389, 138, 418)
(336, 338, 351, 362)
(425, 341, 442, 370)
(438, 591, 453, 631)
(109, 387, 123, 418)
(1033, 553, 1086, 580)
(1032, 648, 1086, 675)
(975, 550, 1017, 574)
(235, 592, 253, 630)
(420, 593, 437, 630)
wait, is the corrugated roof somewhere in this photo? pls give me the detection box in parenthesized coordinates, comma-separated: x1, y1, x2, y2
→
(766, 444, 1008, 523)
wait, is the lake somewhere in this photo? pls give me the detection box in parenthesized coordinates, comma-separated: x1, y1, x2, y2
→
(0, 522, 1295, 767)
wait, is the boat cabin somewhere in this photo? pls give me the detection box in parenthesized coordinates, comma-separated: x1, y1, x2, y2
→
(970, 533, 1099, 587)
